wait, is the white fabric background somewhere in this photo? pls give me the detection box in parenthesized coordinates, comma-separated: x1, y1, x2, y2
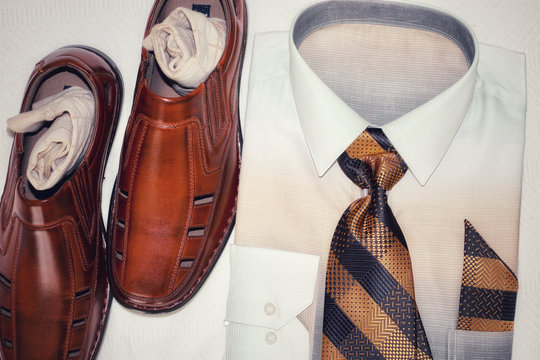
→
(0, 0, 538, 359)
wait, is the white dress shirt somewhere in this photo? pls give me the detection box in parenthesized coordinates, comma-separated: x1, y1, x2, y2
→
(0, 1, 539, 360)
(225, 1, 527, 359)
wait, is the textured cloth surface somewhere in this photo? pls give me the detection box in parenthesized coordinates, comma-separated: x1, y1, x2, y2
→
(0, 1, 539, 360)
(298, 24, 467, 126)
(322, 128, 432, 359)
(225, 245, 318, 360)
(457, 220, 518, 333)
(7, 86, 94, 190)
(143, 6, 225, 90)
(228, 1, 527, 356)
(447, 330, 514, 360)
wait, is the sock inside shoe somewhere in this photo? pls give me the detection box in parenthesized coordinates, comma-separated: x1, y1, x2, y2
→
(147, 0, 226, 97)
(17, 70, 94, 200)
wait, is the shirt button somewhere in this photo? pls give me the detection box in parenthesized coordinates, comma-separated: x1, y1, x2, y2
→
(264, 302, 276, 316)
(265, 331, 277, 345)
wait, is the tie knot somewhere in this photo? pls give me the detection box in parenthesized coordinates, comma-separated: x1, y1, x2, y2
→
(338, 128, 407, 191)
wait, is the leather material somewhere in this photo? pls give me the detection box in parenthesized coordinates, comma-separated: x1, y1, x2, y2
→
(108, 0, 247, 312)
(0, 47, 122, 360)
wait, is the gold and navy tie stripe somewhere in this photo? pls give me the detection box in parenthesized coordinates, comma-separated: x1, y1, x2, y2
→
(457, 220, 518, 332)
(322, 128, 432, 360)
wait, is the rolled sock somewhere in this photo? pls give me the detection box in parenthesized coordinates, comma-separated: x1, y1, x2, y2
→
(7, 86, 95, 191)
(143, 7, 226, 92)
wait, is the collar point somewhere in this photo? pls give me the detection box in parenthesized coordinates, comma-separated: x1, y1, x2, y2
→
(315, 162, 333, 178)
(409, 167, 433, 187)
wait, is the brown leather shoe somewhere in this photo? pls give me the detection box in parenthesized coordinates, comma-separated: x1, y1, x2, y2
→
(108, 0, 246, 312)
(0, 46, 122, 360)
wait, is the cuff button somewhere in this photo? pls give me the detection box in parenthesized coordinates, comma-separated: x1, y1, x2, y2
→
(265, 331, 277, 345)
(264, 302, 276, 316)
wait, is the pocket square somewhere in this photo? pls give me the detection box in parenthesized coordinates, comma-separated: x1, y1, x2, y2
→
(457, 220, 518, 332)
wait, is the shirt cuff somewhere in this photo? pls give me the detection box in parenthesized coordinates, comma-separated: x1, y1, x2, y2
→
(225, 244, 320, 360)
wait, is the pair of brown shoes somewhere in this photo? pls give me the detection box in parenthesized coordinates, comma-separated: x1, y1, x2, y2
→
(0, 0, 246, 358)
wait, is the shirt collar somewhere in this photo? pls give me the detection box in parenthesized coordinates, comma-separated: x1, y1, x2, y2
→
(289, 0, 478, 185)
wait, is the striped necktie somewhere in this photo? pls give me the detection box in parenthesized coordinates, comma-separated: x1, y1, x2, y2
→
(321, 128, 433, 360)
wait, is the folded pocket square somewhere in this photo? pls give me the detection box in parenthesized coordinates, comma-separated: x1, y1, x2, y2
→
(457, 220, 518, 332)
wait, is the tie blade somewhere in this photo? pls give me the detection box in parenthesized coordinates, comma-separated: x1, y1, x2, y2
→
(323, 128, 431, 359)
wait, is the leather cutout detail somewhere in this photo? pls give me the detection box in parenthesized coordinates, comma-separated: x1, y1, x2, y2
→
(119, 188, 128, 199)
(0, 307, 11, 318)
(68, 349, 81, 358)
(75, 288, 90, 300)
(1, 338, 12, 349)
(187, 227, 205, 237)
(115, 250, 123, 262)
(179, 259, 194, 268)
(457, 220, 518, 332)
(0, 45, 121, 360)
(107, 0, 245, 312)
(0, 273, 11, 289)
(72, 318, 86, 328)
(193, 194, 214, 206)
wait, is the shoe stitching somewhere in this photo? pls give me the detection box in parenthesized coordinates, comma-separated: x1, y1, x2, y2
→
(168, 125, 196, 293)
(109, 133, 239, 310)
(120, 120, 148, 284)
(9, 225, 20, 359)
(61, 224, 76, 359)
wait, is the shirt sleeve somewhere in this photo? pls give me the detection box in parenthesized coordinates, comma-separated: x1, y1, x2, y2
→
(225, 244, 319, 360)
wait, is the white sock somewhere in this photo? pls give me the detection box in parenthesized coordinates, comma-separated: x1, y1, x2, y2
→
(7, 86, 95, 191)
(142, 7, 226, 92)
